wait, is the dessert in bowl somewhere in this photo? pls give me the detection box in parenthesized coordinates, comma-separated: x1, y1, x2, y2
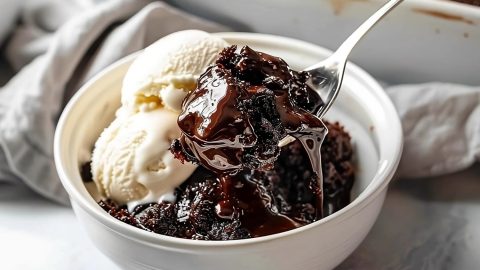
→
(54, 31, 403, 270)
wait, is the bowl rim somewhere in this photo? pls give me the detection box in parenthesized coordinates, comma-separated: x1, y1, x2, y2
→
(54, 32, 403, 249)
(409, 0, 480, 18)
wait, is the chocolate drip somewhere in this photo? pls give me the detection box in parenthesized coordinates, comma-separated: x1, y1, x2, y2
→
(172, 45, 326, 236)
(292, 127, 327, 218)
(216, 172, 301, 237)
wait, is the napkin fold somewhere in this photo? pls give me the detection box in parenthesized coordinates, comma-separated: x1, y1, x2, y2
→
(0, 0, 478, 205)
(387, 83, 479, 178)
(0, 0, 227, 204)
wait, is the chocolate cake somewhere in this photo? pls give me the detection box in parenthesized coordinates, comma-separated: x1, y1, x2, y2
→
(171, 45, 324, 173)
(99, 121, 354, 240)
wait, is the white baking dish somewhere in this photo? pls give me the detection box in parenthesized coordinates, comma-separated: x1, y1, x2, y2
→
(166, 0, 480, 85)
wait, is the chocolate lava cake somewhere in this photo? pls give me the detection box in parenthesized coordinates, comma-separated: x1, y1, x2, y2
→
(99, 122, 354, 240)
(93, 45, 355, 240)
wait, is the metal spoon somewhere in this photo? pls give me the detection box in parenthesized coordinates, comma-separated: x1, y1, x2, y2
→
(280, 0, 403, 147)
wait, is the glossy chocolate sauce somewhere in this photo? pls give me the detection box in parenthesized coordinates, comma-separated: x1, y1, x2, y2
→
(172, 46, 326, 237)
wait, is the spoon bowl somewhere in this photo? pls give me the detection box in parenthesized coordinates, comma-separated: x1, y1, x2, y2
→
(308, 0, 404, 118)
(279, 0, 403, 148)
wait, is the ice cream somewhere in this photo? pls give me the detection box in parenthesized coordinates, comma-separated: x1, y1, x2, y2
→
(121, 30, 229, 113)
(91, 109, 197, 204)
(91, 30, 228, 205)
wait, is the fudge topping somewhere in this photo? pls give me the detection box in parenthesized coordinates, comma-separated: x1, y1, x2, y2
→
(99, 121, 355, 240)
(171, 46, 327, 236)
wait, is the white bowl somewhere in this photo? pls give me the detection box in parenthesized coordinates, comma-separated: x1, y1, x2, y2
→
(54, 32, 403, 270)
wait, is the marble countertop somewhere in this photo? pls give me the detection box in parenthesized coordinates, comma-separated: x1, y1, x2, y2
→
(339, 164, 480, 270)
(2, 164, 479, 270)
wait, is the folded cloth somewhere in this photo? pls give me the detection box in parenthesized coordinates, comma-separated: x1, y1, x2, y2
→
(0, 0, 478, 205)
(0, 0, 228, 204)
(387, 83, 480, 178)
(0, 0, 22, 47)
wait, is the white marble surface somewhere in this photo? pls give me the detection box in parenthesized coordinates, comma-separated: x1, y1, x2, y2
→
(0, 164, 478, 270)
(339, 164, 480, 270)
(0, 183, 119, 270)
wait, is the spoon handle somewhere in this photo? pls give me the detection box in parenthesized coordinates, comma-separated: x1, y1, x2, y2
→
(334, 0, 404, 60)
(281, 0, 403, 147)
(308, 0, 403, 118)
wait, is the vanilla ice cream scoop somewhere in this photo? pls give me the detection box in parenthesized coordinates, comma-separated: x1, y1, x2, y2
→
(91, 109, 197, 205)
(122, 30, 228, 113)
(91, 30, 228, 205)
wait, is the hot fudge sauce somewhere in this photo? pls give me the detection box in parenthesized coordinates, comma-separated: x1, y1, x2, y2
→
(171, 46, 328, 236)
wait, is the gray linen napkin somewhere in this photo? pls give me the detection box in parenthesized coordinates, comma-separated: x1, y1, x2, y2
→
(0, 0, 228, 204)
(387, 83, 479, 178)
(0, 0, 478, 205)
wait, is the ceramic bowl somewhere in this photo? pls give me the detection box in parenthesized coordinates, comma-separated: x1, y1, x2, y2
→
(54, 32, 403, 270)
